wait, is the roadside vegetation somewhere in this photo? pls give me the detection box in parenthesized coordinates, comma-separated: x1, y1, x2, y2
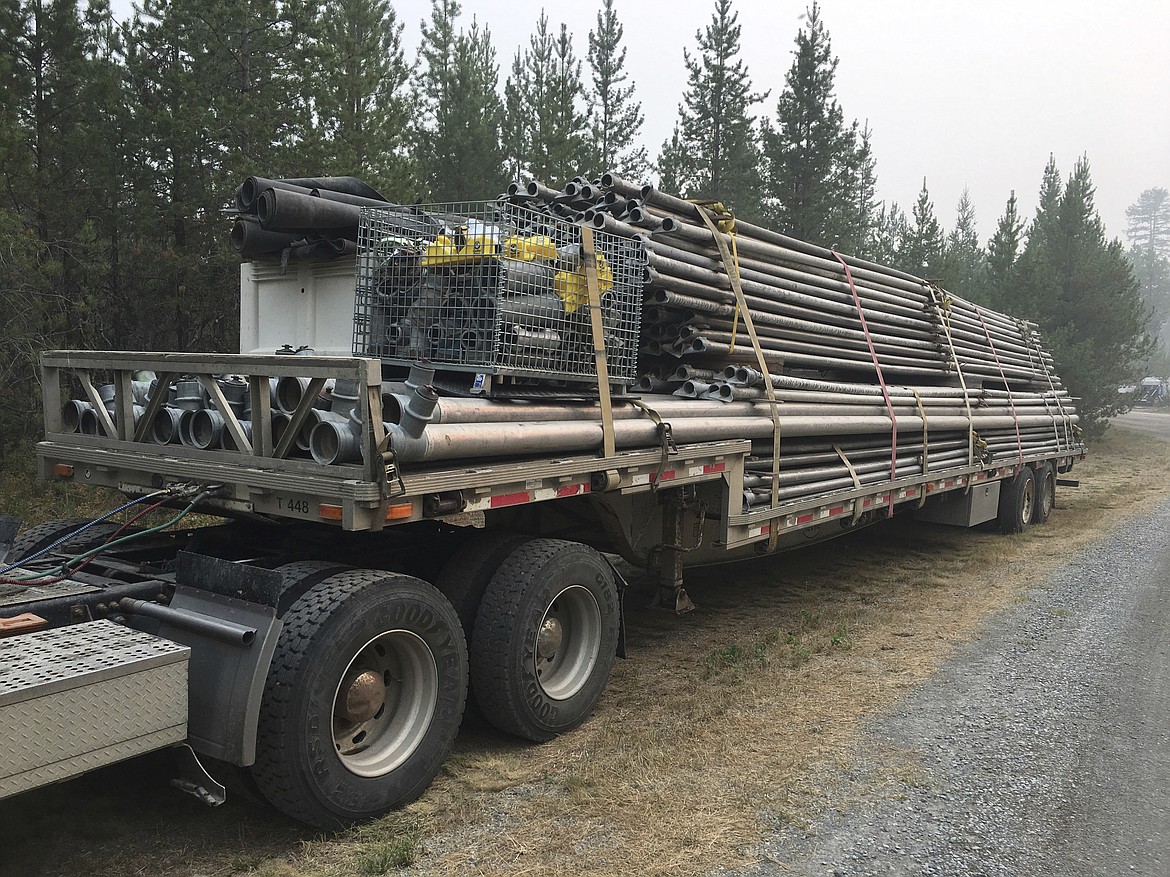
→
(5, 426, 1168, 877)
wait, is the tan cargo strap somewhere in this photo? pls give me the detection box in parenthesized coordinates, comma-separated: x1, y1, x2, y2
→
(368, 382, 394, 530)
(833, 444, 867, 525)
(930, 286, 977, 468)
(692, 203, 782, 551)
(630, 399, 678, 489)
(834, 250, 897, 518)
(581, 225, 616, 459)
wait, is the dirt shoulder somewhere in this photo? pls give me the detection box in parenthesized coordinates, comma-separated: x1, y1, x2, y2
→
(5, 428, 1170, 877)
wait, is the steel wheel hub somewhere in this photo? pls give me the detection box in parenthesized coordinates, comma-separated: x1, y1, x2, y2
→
(341, 670, 386, 724)
(332, 629, 438, 777)
(533, 585, 602, 701)
(537, 617, 564, 659)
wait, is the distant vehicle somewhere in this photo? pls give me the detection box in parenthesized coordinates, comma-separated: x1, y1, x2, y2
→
(1135, 377, 1170, 407)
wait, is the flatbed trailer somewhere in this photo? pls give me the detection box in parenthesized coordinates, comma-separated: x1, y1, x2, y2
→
(0, 174, 1087, 829)
(0, 347, 1081, 828)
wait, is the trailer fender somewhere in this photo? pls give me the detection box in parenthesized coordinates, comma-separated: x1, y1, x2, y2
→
(159, 553, 285, 767)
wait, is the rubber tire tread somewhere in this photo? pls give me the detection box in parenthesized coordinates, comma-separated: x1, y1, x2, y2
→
(272, 559, 351, 614)
(471, 538, 619, 743)
(9, 518, 134, 562)
(1032, 463, 1056, 524)
(435, 531, 530, 640)
(997, 467, 1035, 534)
(250, 569, 467, 828)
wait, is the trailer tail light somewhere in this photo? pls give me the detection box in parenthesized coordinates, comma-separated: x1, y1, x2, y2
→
(53, 464, 74, 478)
(317, 503, 414, 522)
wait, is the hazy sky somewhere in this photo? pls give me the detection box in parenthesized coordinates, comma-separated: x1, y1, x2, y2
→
(114, 0, 1169, 243)
(387, 0, 1167, 243)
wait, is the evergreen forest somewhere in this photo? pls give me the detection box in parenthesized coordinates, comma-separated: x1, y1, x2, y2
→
(1, 0, 1163, 450)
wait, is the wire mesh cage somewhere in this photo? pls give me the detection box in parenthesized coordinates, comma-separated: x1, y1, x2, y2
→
(353, 201, 645, 386)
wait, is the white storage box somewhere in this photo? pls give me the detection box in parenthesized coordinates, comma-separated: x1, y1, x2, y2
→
(239, 256, 358, 356)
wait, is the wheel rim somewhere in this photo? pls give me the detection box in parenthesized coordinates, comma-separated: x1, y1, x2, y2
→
(534, 585, 602, 701)
(331, 630, 438, 778)
(1021, 477, 1035, 522)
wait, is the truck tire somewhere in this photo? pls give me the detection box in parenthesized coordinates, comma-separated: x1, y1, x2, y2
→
(436, 531, 531, 723)
(9, 518, 133, 563)
(272, 559, 351, 614)
(471, 539, 620, 742)
(250, 570, 467, 829)
(1032, 463, 1056, 524)
(436, 531, 530, 640)
(997, 467, 1035, 534)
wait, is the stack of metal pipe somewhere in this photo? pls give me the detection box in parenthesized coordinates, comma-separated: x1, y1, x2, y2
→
(428, 174, 1081, 507)
(181, 173, 1085, 516)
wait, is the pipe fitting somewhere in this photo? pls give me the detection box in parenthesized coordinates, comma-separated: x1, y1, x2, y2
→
(190, 409, 225, 450)
(62, 400, 93, 433)
(152, 406, 184, 445)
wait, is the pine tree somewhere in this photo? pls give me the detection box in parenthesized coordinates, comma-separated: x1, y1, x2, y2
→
(657, 0, 764, 218)
(982, 191, 1024, 310)
(655, 123, 689, 196)
(505, 13, 589, 185)
(941, 188, 982, 293)
(1014, 156, 1151, 432)
(0, 0, 129, 446)
(414, 1, 507, 200)
(898, 181, 944, 277)
(586, 0, 647, 179)
(1125, 187, 1170, 257)
(1129, 245, 1170, 349)
(868, 201, 907, 267)
(121, 0, 263, 352)
(762, 3, 872, 250)
(502, 47, 526, 182)
(310, 0, 414, 195)
(437, 20, 508, 199)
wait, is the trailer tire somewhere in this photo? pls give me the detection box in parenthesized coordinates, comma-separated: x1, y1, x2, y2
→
(9, 518, 136, 562)
(436, 531, 530, 640)
(272, 559, 351, 613)
(471, 539, 619, 742)
(250, 570, 467, 829)
(997, 467, 1035, 534)
(1032, 463, 1056, 524)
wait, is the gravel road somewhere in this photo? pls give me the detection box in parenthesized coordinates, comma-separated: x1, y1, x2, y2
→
(1113, 410, 1170, 440)
(736, 490, 1170, 876)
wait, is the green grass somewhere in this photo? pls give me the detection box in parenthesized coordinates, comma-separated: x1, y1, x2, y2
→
(356, 838, 418, 875)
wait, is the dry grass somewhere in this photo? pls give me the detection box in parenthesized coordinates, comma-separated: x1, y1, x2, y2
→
(4, 429, 1169, 877)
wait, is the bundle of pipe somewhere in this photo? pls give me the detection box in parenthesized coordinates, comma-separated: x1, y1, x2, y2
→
(498, 173, 1063, 393)
(230, 175, 399, 260)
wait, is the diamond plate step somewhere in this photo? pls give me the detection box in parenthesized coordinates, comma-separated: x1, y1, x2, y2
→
(0, 620, 189, 798)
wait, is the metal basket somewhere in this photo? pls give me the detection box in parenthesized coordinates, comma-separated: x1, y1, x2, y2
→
(352, 201, 644, 386)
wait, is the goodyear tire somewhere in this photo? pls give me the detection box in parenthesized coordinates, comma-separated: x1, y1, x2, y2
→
(997, 467, 1035, 534)
(1032, 463, 1056, 524)
(250, 570, 467, 828)
(471, 539, 620, 742)
(436, 531, 530, 640)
